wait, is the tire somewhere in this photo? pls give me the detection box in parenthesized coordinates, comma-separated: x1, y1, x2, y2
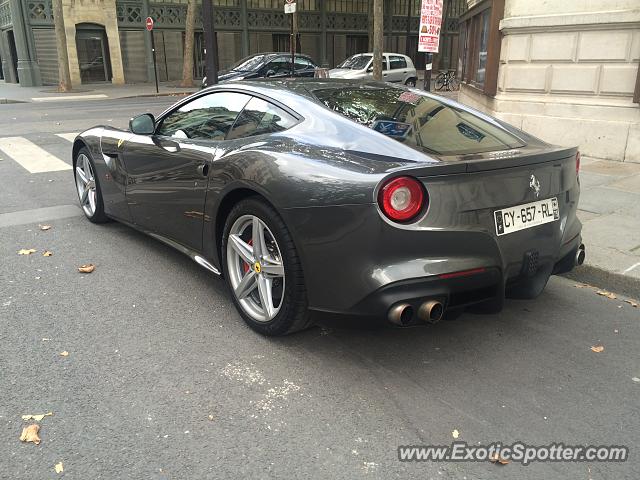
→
(435, 75, 446, 91)
(74, 147, 109, 223)
(221, 198, 312, 336)
(405, 78, 417, 87)
(447, 76, 459, 92)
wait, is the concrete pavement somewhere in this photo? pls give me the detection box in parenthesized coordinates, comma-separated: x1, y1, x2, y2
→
(0, 80, 196, 104)
(570, 157, 640, 297)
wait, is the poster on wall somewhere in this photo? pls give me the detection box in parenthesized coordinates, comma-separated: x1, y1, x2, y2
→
(418, 0, 443, 53)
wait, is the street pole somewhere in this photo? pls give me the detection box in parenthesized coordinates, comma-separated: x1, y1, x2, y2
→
(150, 31, 159, 94)
(424, 52, 432, 91)
(202, 0, 218, 86)
(290, 10, 294, 76)
(372, 0, 383, 81)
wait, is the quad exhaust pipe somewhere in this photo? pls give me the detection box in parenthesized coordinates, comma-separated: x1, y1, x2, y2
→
(575, 244, 586, 266)
(388, 300, 444, 326)
(418, 300, 444, 324)
(388, 303, 414, 326)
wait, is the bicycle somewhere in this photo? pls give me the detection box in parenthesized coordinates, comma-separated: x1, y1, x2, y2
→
(435, 70, 459, 92)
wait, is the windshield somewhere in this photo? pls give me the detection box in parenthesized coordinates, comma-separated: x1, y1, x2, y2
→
(231, 54, 268, 72)
(337, 55, 372, 70)
(313, 86, 525, 156)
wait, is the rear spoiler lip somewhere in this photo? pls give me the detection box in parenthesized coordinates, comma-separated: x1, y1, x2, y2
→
(385, 145, 579, 177)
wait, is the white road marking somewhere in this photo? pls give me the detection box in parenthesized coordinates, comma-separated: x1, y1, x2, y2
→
(31, 94, 108, 102)
(622, 262, 640, 274)
(0, 137, 72, 173)
(55, 132, 80, 142)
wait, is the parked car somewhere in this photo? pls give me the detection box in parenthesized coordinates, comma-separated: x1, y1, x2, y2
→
(72, 79, 583, 336)
(329, 53, 418, 86)
(201, 52, 319, 87)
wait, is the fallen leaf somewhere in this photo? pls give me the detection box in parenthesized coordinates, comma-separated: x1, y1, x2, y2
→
(451, 429, 460, 439)
(77, 264, 95, 273)
(43, 250, 53, 257)
(39, 225, 52, 231)
(596, 290, 617, 300)
(19, 424, 41, 445)
(21, 412, 53, 422)
(574, 284, 588, 288)
(624, 299, 638, 308)
(60, 351, 69, 357)
(18, 249, 37, 255)
(208, 415, 214, 421)
(591, 345, 604, 353)
(489, 452, 510, 465)
(54, 462, 64, 474)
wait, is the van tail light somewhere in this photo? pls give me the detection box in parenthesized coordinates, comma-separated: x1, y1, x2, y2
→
(576, 151, 581, 177)
(378, 176, 427, 222)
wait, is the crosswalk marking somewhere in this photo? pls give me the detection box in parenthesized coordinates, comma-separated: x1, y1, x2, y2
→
(56, 132, 80, 142)
(0, 137, 72, 173)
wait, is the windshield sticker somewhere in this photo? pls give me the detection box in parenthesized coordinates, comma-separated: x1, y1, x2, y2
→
(398, 91, 422, 104)
(372, 120, 412, 138)
(456, 122, 485, 142)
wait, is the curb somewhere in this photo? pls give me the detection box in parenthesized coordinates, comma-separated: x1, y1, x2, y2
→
(562, 264, 640, 300)
(119, 91, 196, 100)
(0, 98, 27, 104)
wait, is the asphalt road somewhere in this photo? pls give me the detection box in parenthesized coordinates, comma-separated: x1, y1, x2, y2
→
(0, 98, 639, 479)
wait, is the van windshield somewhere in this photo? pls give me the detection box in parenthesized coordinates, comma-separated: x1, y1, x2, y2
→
(312, 85, 525, 156)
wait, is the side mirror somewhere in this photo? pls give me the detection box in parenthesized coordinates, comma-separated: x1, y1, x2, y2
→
(366, 66, 373, 73)
(129, 114, 155, 135)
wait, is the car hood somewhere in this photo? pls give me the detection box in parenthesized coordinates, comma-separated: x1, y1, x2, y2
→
(328, 68, 365, 79)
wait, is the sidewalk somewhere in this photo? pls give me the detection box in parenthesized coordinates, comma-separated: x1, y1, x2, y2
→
(0, 80, 196, 103)
(571, 157, 640, 296)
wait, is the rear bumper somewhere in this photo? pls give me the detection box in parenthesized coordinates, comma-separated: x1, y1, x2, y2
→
(282, 197, 582, 318)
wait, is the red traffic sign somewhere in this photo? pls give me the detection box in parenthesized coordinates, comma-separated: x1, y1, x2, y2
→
(145, 17, 154, 31)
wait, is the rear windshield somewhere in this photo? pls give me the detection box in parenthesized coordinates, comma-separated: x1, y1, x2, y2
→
(313, 85, 525, 155)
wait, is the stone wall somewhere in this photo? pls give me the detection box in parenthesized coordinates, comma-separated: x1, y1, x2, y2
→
(62, 0, 125, 86)
(460, 1, 640, 163)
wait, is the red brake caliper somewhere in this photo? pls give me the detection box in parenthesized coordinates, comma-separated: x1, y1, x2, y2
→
(242, 239, 253, 274)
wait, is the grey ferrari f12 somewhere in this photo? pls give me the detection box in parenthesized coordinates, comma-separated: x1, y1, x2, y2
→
(72, 79, 584, 335)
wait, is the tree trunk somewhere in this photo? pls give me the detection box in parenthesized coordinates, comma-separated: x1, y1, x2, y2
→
(52, 0, 71, 92)
(181, 0, 197, 87)
(372, 0, 383, 81)
(368, 0, 374, 51)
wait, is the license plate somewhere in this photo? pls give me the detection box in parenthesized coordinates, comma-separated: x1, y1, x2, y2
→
(494, 197, 559, 236)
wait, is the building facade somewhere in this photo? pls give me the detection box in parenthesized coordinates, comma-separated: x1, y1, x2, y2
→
(457, 0, 640, 163)
(0, 0, 466, 88)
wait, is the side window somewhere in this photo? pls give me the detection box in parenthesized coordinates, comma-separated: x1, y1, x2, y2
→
(266, 57, 291, 75)
(390, 56, 407, 70)
(227, 97, 297, 140)
(157, 92, 251, 141)
(294, 57, 312, 71)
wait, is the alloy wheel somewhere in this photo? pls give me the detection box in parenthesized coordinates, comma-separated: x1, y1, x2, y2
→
(226, 215, 285, 322)
(75, 153, 97, 217)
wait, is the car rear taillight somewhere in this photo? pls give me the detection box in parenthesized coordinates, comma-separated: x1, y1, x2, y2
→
(378, 176, 426, 222)
(576, 151, 581, 176)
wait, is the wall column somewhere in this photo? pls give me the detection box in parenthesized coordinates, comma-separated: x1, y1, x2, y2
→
(8, 0, 41, 86)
